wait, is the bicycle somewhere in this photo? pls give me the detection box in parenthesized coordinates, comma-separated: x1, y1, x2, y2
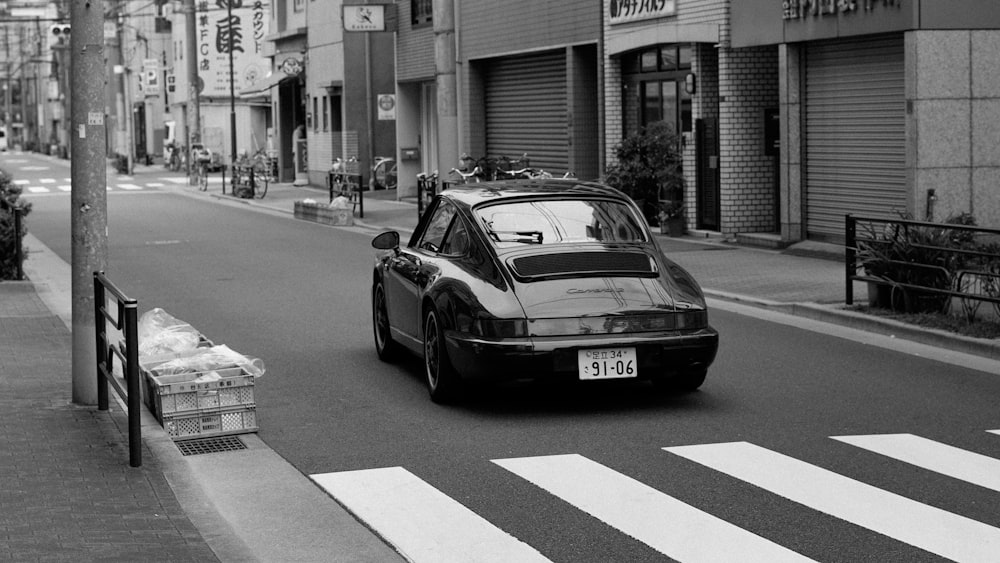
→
(449, 165, 483, 184)
(249, 151, 270, 199)
(329, 157, 361, 208)
(372, 156, 398, 190)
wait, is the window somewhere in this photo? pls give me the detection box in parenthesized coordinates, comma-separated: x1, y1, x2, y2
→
(312, 96, 318, 131)
(440, 218, 470, 256)
(293, 0, 304, 12)
(322, 95, 328, 131)
(419, 202, 457, 253)
(475, 199, 646, 248)
(411, 0, 432, 26)
(622, 44, 693, 138)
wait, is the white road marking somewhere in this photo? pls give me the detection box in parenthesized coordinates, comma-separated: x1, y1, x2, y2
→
(833, 433, 1000, 492)
(665, 441, 1000, 563)
(162, 177, 188, 184)
(117, 183, 143, 190)
(988, 430, 1000, 436)
(13, 179, 28, 185)
(146, 182, 165, 187)
(27, 186, 49, 193)
(57, 185, 71, 191)
(39, 178, 55, 183)
(311, 466, 550, 563)
(493, 454, 812, 563)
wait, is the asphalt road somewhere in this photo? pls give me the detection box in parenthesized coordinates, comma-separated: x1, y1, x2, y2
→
(14, 152, 1000, 562)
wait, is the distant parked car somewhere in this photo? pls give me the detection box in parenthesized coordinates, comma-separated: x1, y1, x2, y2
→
(370, 179, 719, 403)
(0, 130, 7, 152)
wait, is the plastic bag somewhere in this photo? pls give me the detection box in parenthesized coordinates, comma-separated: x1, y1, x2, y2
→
(137, 308, 201, 357)
(330, 194, 351, 209)
(152, 344, 266, 378)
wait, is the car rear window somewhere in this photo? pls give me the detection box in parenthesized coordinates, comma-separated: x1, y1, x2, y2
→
(475, 198, 647, 247)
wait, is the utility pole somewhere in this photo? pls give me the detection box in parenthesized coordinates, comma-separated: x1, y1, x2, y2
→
(70, 0, 109, 404)
(184, 0, 201, 183)
(227, 0, 236, 175)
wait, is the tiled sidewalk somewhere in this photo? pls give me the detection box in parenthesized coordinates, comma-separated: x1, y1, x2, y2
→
(0, 282, 217, 562)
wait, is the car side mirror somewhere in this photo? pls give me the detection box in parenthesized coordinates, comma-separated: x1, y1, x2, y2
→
(372, 231, 400, 250)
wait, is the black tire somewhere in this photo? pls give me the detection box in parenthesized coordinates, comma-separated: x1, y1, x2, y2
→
(653, 369, 707, 393)
(372, 283, 399, 362)
(423, 308, 461, 403)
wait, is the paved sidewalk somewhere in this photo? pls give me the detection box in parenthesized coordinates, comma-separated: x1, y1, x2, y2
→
(3, 168, 998, 562)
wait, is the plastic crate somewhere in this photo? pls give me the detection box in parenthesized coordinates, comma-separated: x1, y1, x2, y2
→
(143, 366, 256, 422)
(161, 405, 258, 440)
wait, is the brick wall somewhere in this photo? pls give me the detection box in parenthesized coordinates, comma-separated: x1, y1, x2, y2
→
(718, 43, 779, 236)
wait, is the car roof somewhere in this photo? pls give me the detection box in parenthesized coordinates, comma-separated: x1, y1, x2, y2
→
(440, 179, 628, 208)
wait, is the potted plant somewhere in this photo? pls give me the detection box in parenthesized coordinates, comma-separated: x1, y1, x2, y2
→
(658, 201, 685, 236)
(603, 122, 685, 226)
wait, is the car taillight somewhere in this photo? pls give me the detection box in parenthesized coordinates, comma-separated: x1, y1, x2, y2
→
(471, 318, 528, 338)
(676, 310, 708, 329)
(528, 311, 708, 336)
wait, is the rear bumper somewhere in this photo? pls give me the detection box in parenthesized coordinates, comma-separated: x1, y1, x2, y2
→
(445, 328, 719, 382)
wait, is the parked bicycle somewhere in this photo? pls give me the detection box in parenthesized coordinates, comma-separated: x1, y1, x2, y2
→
(449, 165, 483, 184)
(416, 170, 439, 216)
(371, 156, 398, 190)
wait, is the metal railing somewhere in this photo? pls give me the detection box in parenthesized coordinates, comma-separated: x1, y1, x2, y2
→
(845, 214, 1000, 313)
(1, 198, 25, 280)
(94, 272, 142, 467)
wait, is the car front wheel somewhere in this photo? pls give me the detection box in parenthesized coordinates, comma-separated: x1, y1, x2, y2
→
(423, 308, 461, 403)
(372, 283, 399, 362)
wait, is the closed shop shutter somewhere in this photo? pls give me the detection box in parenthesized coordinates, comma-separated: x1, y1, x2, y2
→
(805, 34, 906, 241)
(485, 51, 568, 173)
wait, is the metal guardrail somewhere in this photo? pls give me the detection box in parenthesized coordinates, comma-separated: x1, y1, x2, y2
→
(845, 214, 1000, 313)
(0, 198, 24, 280)
(93, 271, 142, 467)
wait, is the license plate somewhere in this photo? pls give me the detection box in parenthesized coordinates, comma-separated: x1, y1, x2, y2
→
(578, 348, 637, 380)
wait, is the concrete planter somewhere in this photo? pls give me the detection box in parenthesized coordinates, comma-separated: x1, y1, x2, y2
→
(293, 201, 354, 226)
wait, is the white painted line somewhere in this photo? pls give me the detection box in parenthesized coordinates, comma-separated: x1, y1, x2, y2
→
(27, 186, 49, 193)
(493, 454, 812, 563)
(146, 182, 165, 187)
(57, 185, 71, 192)
(39, 178, 55, 183)
(988, 430, 1000, 436)
(666, 441, 1000, 562)
(311, 467, 550, 563)
(833, 433, 1000, 493)
(63, 178, 71, 182)
(13, 179, 28, 185)
(118, 175, 133, 181)
(116, 183, 143, 190)
(162, 177, 188, 184)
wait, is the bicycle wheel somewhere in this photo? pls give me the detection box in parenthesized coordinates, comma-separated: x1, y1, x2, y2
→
(198, 164, 208, 191)
(254, 169, 268, 199)
(386, 162, 397, 190)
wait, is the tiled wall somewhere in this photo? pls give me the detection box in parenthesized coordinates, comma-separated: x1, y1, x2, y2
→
(909, 30, 1000, 228)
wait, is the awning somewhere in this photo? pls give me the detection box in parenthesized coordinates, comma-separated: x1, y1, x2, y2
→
(239, 72, 291, 98)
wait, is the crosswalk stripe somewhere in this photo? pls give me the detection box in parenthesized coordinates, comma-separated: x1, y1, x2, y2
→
(117, 183, 143, 190)
(311, 467, 550, 563)
(665, 441, 1000, 563)
(39, 178, 55, 183)
(493, 454, 813, 562)
(27, 187, 48, 193)
(163, 177, 188, 184)
(58, 185, 71, 192)
(146, 182, 165, 187)
(12, 179, 28, 185)
(833, 433, 1000, 492)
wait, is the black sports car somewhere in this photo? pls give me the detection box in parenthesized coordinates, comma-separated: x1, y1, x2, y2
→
(371, 179, 719, 402)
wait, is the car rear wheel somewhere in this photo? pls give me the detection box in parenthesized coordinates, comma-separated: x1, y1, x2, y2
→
(654, 369, 707, 393)
(372, 283, 399, 362)
(423, 308, 461, 403)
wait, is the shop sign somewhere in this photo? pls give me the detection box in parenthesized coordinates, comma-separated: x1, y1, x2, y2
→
(782, 0, 901, 20)
(344, 5, 387, 32)
(279, 57, 303, 76)
(608, 0, 676, 25)
(195, 0, 270, 98)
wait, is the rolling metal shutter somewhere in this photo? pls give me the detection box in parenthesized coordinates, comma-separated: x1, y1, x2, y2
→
(805, 35, 906, 241)
(485, 51, 568, 173)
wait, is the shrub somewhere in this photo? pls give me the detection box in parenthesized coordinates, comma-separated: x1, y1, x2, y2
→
(604, 122, 685, 224)
(0, 169, 32, 280)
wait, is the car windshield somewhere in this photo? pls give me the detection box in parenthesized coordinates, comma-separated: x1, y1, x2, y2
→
(475, 198, 647, 247)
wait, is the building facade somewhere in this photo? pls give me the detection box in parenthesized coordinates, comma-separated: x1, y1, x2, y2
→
(733, 0, 1000, 241)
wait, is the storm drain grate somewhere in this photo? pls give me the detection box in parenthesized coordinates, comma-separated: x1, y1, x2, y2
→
(176, 435, 247, 456)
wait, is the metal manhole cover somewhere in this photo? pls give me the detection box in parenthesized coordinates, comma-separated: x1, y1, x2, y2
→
(176, 435, 247, 456)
